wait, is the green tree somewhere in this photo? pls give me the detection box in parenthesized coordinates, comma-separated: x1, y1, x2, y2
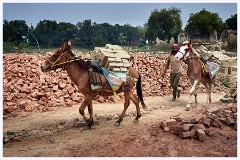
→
(57, 22, 78, 41)
(76, 20, 94, 48)
(118, 24, 143, 45)
(4, 18, 147, 48)
(225, 14, 237, 30)
(185, 9, 224, 38)
(118, 33, 127, 46)
(91, 22, 108, 46)
(146, 7, 182, 42)
(136, 25, 146, 41)
(3, 19, 29, 45)
(101, 23, 116, 44)
(33, 20, 59, 47)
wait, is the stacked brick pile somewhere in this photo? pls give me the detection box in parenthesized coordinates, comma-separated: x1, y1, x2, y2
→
(92, 44, 131, 72)
(129, 53, 231, 97)
(160, 103, 237, 141)
(3, 53, 91, 115)
(3, 53, 236, 116)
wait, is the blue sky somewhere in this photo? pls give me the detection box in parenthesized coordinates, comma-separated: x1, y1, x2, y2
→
(3, 2, 237, 29)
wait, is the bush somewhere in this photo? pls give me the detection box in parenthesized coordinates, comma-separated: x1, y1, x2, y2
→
(219, 75, 230, 88)
(3, 42, 14, 53)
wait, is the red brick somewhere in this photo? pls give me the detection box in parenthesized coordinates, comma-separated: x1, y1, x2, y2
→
(201, 117, 211, 128)
(163, 127, 170, 132)
(160, 122, 167, 128)
(212, 119, 223, 128)
(224, 110, 232, 115)
(20, 86, 30, 93)
(206, 128, 217, 137)
(207, 107, 220, 114)
(190, 114, 203, 124)
(206, 110, 215, 117)
(226, 117, 235, 126)
(170, 125, 183, 135)
(182, 124, 190, 131)
(97, 96, 105, 103)
(193, 124, 206, 132)
(179, 131, 192, 139)
(165, 119, 177, 126)
(180, 119, 189, 125)
(52, 85, 58, 91)
(196, 129, 206, 142)
(170, 115, 185, 122)
(218, 118, 227, 125)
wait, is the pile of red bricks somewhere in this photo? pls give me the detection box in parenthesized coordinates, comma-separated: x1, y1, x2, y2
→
(160, 103, 237, 141)
(3, 53, 236, 116)
(3, 53, 85, 115)
(130, 53, 232, 96)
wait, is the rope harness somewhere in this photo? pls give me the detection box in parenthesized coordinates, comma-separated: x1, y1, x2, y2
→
(44, 50, 79, 71)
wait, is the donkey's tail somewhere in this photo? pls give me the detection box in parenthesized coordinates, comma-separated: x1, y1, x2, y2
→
(136, 73, 147, 109)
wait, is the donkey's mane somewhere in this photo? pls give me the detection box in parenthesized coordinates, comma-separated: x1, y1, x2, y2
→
(76, 57, 90, 69)
(61, 40, 71, 51)
(59, 40, 90, 69)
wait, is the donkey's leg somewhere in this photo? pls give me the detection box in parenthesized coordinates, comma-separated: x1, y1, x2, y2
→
(129, 92, 141, 121)
(79, 96, 93, 126)
(205, 82, 212, 104)
(209, 84, 212, 104)
(116, 91, 130, 124)
(87, 100, 94, 125)
(189, 80, 198, 94)
(193, 90, 198, 104)
(186, 79, 198, 110)
(202, 81, 208, 104)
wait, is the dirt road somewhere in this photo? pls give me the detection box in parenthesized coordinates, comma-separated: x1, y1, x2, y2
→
(3, 93, 237, 157)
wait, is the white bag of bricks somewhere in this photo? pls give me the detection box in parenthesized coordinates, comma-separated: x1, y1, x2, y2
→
(92, 44, 131, 73)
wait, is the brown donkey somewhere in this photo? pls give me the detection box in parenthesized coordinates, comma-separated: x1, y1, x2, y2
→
(41, 40, 147, 127)
(174, 41, 216, 110)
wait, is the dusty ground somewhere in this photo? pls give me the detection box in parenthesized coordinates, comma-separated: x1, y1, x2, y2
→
(3, 93, 237, 157)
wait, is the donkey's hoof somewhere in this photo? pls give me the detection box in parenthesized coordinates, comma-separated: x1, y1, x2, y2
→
(116, 117, 123, 124)
(83, 125, 92, 130)
(114, 123, 121, 127)
(87, 123, 92, 128)
(135, 115, 141, 121)
(86, 119, 94, 128)
(133, 119, 140, 124)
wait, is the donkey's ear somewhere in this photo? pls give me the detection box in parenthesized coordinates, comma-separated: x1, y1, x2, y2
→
(67, 40, 72, 47)
(189, 40, 192, 46)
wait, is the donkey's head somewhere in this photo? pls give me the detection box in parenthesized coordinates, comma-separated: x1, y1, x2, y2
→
(41, 40, 74, 72)
(174, 40, 192, 60)
(174, 45, 189, 60)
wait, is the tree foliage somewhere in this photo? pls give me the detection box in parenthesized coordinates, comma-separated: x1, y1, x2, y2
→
(3, 9, 235, 49)
(3, 19, 145, 49)
(33, 20, 59, 47)
(225, 14, 237, 30)
(185, 9, 224, 37)
(145, 7, 182, 42)
(3, 20, 29, 45)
